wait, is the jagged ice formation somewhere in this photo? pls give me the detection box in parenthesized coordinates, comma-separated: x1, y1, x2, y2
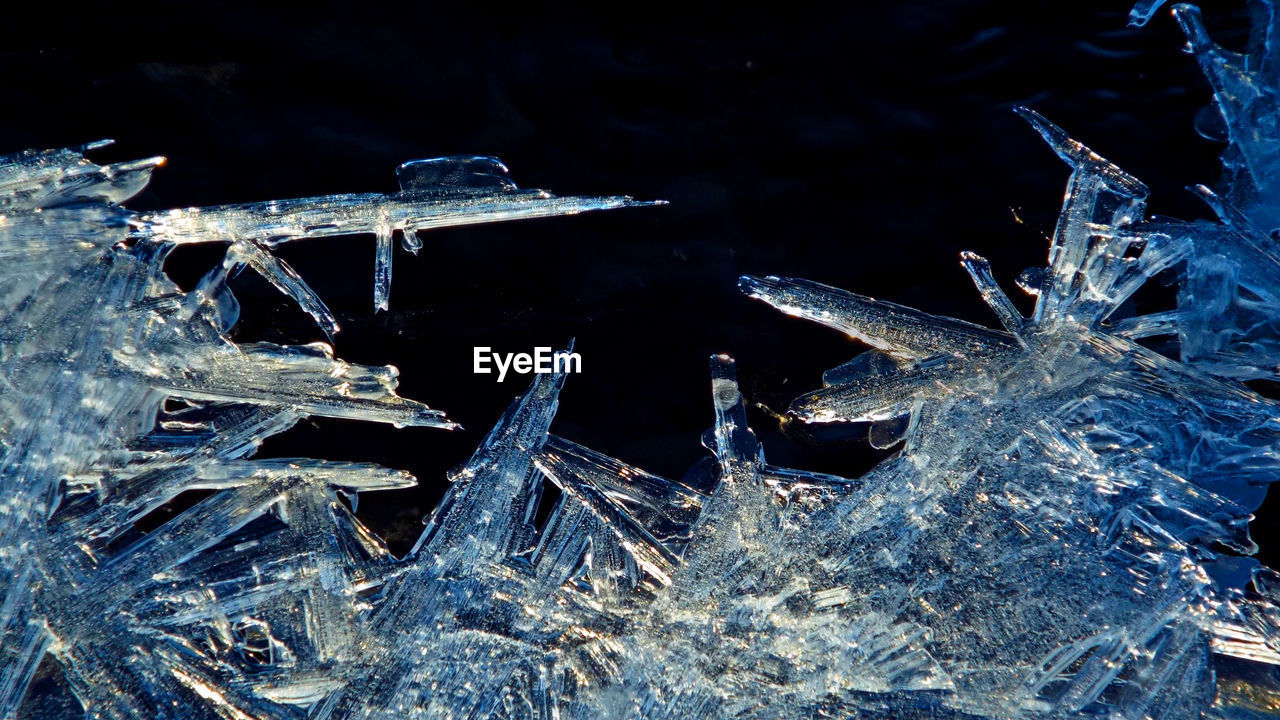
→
(7, 1, 1280, 718)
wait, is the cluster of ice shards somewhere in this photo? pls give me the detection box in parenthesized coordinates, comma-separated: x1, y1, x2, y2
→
(9, 1, 1280, 718)
(0, 147, 657, 718)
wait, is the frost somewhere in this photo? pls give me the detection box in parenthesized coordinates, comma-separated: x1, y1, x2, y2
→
(0, 147, 656, 718)
(8, 1, 1280, 718)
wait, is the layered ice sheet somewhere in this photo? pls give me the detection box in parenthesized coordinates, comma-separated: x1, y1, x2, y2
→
(7, 1, 1280, 718)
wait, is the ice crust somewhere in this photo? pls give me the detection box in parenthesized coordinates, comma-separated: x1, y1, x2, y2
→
(7, 1, 1280, 718)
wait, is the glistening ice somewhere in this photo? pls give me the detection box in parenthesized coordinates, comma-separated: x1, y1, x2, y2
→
(6, 1, 1280, 718)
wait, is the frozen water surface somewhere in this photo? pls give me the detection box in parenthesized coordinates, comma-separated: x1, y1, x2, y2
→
(7, 1, 1280, 718)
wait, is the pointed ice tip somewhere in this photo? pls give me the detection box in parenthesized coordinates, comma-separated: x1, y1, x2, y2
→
(1127, 0, 1169, 27)
(1188, 183, 1228, 215)
(1014, 105, 1073, 150)
(1189, 183, 1216, 199)
(1015, 106, 1148, 199)
(327, 469, 420, 492)
(111, 156, 167, 172)
(1187, 184, 1275, 247)
(1011, 105, 1041, 124)
(396, 414, 463, 431)
(568, 196, 667, 213)
(1171, 4, 1211, 50)
(738, 274, 780, 299)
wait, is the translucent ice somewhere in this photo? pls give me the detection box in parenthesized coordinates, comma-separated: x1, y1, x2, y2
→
(0, 146, 656, 719)
(8, 0, 1280, 718)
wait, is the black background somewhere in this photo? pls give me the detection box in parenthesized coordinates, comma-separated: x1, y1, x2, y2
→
(2, 1, 1273, 561)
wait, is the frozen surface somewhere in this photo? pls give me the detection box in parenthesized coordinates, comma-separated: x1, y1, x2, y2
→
(7, 1, 1280, 718)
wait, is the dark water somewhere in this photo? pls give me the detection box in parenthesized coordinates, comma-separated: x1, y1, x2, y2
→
(2, 1, 1273, 560)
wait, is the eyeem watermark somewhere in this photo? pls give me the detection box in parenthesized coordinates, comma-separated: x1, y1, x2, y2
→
(474, 347, 582, 382)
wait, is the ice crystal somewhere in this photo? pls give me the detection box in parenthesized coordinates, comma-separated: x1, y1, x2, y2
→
(8, 1, 1280, 718)
(0, 148, 655, 719)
